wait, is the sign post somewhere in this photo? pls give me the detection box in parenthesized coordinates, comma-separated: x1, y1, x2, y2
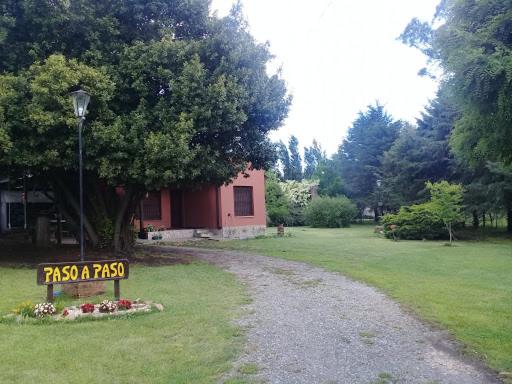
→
(37, 259, 129, 302)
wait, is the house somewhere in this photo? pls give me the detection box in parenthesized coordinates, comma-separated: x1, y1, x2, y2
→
(137, 168, 266, 240)
(0, 189, 54, 233)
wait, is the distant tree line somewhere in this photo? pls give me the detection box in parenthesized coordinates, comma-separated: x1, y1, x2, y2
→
(267, 0, 512, 233)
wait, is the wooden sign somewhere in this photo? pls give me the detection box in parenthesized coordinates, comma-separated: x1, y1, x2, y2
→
(37, 260, 129, 302)
(37, 259, 129, 285)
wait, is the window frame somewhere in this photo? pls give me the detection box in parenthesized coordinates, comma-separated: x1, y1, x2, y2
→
(142, 191, 162, 220)
(233, 186, 254, 217)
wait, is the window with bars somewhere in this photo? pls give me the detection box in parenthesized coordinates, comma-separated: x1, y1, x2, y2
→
(142, 191, 161, 220)
(234, 186, 254, 216)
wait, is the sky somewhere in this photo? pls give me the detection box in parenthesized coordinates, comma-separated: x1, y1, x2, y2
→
(210, 0, 440, 156)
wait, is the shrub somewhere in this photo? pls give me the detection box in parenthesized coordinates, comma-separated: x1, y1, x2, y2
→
(265, 172, 290, 226)
(287, 204, 306, 226)
(305, 196, 356, 228)
(381, 203, 447, 240)
(12, 301, 36, 318)
(381, 181, 464, 241)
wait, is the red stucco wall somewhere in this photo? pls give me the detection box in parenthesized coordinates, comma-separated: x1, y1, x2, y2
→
(134, 169, 266, 230)
(219, 169, 266, 228)
(138, 189, 171, 230)
(182, 186, 218, 228)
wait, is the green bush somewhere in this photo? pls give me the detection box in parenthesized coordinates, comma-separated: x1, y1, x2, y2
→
(12, 301, 36, 318)
(381, 203, 447, 240)
(286, 204, 306, 226)
(265, 172, 290, 226)
(305, 196, 356, 228)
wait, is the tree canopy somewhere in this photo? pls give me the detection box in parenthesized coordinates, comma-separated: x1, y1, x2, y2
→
(401, 0, 512, 165)
(337, 103, 401, 216)
(381, 85, 460, 208)
(0, 0, 290, 251)
(303, 139, 325, 179)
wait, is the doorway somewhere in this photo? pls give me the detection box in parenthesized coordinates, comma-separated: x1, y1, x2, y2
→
(170, 190, 184, 228)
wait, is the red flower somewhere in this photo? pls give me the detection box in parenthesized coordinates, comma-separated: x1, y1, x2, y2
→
(62, 309, 69, 317)
(80, 303, 95, 313)
(117, 299, 132, 310)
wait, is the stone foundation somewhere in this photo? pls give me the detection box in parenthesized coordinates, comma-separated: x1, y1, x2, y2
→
(145, 225, 266, 242)
(62, 281, 106, 298)
(214, 225, 266, 239)
(147, 229, 196, 241)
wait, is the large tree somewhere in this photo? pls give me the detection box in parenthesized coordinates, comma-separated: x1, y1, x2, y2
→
(287, 135, 303, 181)
(276, 140, 291, 180)
(400, 0, 512, 165)
(381, 85, 460, 208)
(0, 1, 290, 251)
(400, 0, 512, 230)
(303, 139, 325, 179)
(338, 103, 401, 218)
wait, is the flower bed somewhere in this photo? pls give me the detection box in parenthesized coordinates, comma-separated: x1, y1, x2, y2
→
(4, 299, 164, 323)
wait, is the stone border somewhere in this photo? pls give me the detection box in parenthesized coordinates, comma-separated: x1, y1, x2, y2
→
(59, 301, 164, 321)
(2, 301, 164, 323)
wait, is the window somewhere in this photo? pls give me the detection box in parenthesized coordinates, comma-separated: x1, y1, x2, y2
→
(142, 192, 161, 220)
(234, 186, 254, 216)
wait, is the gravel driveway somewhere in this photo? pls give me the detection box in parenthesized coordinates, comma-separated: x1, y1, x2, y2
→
(153, 246, 499, 384)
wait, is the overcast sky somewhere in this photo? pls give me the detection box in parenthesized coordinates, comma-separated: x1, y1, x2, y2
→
(211, 0, 440, 155)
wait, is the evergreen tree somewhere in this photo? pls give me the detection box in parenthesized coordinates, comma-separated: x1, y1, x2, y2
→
(316, 157, 344, 197)
(276, 140, 291, 180)
(303, 139, 325, 179)
(338, 103, 401, 218)
(381, 86, 460, 207)
(401, 2, 512, 230)
(288, 135, 303, 181)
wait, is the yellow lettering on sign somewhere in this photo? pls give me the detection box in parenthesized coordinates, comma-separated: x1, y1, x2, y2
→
(110, 262, 118, 278)
(70, 265, 78, 281)
(81, 266, 90, 280)
(101, 263, 110, 278)
(62, 266, 70, 282)
(44, 267, 53, 283)
(118, 263, 125, 277)
(93, 264, 102, 279)
(52, 267, 61, 283)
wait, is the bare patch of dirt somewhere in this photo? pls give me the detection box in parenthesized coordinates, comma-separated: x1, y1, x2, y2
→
(0, 237, 191, 267)
(129, 248, 193, 266)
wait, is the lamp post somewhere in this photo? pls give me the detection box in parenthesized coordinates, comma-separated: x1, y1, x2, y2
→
(70, 89, 90, 262)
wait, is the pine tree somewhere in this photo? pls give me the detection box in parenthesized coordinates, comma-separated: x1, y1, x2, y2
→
(288, 135, 303, 181)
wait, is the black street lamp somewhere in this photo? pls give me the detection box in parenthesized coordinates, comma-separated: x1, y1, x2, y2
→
(70, 89, 90, 262)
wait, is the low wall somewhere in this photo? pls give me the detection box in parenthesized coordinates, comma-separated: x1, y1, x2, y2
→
(147, 229, 196, 241)
(214, 225, 266, 239)
(146, 225, 266, 241)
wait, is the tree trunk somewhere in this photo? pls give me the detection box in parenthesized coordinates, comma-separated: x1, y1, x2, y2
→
(113, 186, 140, 253)
(482, 211, 486, 228)
(472, 210, 479, 229)
(53, 176, 99, 247)
(507, 207, 512, 233)
(373, 207, 379, 223)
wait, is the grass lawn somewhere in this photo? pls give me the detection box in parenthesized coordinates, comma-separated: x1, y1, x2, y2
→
(184, 225, 512, 373)
(0, 260, 248, 383)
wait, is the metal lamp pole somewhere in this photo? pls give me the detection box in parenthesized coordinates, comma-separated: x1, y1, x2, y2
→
(70, 89, 91, 262)
(78, 116, 85, 261)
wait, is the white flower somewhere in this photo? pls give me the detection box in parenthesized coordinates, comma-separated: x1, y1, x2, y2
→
(34, 303, 56, 318)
